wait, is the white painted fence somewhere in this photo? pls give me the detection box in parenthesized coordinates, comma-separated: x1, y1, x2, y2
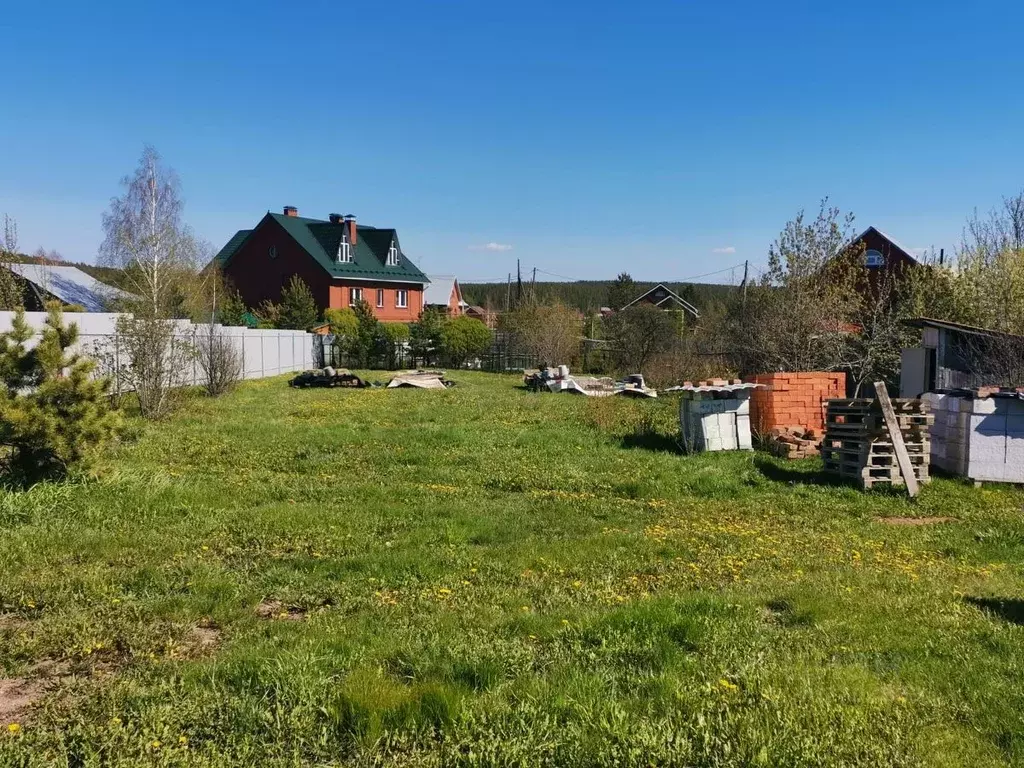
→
(0, 311, 315, 388)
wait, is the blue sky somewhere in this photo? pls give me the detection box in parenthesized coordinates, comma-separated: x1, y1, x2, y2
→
(2, 1, 1023, 283)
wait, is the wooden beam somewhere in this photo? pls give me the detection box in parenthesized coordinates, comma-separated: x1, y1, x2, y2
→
(873, 381, 920, 498)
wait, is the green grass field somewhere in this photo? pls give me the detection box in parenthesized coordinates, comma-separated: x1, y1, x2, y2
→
(1, 372, 1023, 766)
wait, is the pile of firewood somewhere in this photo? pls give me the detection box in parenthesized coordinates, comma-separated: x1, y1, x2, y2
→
(764, 426, 822, 459)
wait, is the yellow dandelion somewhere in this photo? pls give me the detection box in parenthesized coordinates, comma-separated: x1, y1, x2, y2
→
(151, 740, 162, 749)
(179, 735, 189, 745)
(108, 717, 122, 727)
(7, 723, 21, 734)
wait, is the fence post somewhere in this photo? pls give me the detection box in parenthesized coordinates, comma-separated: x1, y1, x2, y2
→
(260, 335, 265, 377)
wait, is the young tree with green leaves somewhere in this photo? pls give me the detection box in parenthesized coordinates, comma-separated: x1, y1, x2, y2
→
(439, 316, 492, 367)
(277, 275, 319, 330)
(378, 322, 411, 369)
(0, 305, 120, 482)
(217, 288, 249, 327)
(351, 300, 380, 367)
(411, 307, 446, 366)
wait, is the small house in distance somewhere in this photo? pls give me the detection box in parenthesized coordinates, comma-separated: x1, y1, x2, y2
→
(4, 263, 124, 311)
(621, 283, 700, 319)
(424, 275, 466, 316)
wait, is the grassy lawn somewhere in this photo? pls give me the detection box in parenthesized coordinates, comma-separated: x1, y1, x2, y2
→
(1, 371, 1023, 766)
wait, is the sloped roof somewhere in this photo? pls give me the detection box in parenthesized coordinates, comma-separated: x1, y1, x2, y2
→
(213, 213, 429, 284)
(424, 275, 460, 306)
(6, 263, 124, 312)
(621, 283, 700, 318)
(850, 226, 919, 264)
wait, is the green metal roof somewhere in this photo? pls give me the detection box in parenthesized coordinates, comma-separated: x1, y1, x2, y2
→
(213, 213, 429, 285)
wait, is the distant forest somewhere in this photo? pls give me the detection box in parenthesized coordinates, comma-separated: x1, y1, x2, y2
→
(460, 280, 736, 314)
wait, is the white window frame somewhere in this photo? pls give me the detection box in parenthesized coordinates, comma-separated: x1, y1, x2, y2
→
(337, 240, 351, 263)
(376, 288, 384, 308)
(396, 289, 408, 308)
(349, 287, 363, 305)
(387, 242, 399, 266)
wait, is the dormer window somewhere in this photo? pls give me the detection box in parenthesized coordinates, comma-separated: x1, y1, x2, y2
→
(386, 241, 399, 266)
(337, 237, 352, 263)
(864, 249, 884, 267)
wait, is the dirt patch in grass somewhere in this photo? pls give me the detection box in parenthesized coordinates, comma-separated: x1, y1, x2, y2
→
(0, 660, 71, 726)
(874, 516, 958, 526)
(0, 677, 45, 726)
(256, 600, 307, 621)
(186, 622, 222, 655)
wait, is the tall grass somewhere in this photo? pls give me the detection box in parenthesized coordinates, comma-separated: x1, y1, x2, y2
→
(0, 373, 1022, 766)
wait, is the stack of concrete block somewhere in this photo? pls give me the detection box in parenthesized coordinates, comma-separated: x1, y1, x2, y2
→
(678, 383, 759, 452)
(923, 392, 1024, 483)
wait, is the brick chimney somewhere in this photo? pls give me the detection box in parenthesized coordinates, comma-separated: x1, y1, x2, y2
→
(283, 205, 299, 217)
(344, 214, 357, 245)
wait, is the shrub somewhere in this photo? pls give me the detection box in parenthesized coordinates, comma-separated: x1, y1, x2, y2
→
(197, 325, 242, 396)
(439, 316, 492, 367)
(0, 306, 120, 482)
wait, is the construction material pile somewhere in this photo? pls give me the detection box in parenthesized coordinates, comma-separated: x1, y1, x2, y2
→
(821, 398, 932, 489)
(676, 381, 762, 452)
(765, 426, 822, 459)
(387, 370, 455, 389)
(523, 367, 657, 398)
(289, 367, 367, 388)
(924, 388, 1024, 484)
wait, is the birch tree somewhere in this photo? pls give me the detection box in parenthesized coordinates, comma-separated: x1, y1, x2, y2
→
(98, 147, 202, 417)
(0, 215, 24, 309)
(100, 146, 201, 316)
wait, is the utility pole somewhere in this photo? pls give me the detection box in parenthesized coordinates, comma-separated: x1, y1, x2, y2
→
(516, 260, 523, 307)
(505, 272, 511, 312)
(531, 267, 537, 302)
(741, 260, 749, 315)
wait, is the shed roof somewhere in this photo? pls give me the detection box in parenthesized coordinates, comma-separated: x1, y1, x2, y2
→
(6, 263, 125, 312)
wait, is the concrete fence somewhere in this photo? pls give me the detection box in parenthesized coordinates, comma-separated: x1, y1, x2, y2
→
(0, 311, 315, 390)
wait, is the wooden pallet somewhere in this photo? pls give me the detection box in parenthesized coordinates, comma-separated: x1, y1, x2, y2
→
(822, 395, 932, 490)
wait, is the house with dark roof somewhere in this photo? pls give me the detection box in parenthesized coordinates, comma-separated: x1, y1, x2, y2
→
(212, 206, 430, 322)
(621, 284, 700, 319)
(842, 226, 921, 300)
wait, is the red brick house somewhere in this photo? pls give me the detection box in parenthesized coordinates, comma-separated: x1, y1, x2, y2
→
(212, 206, 429, 322)
(423, 275, 466, 316)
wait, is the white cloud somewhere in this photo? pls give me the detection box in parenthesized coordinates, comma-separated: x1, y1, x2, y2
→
(712, 246, 736, 254)
(469, 242, 513, 252)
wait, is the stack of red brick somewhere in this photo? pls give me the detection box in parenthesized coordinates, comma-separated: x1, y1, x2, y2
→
(744, 372, 846, 446)
(766, 426, 823, 459)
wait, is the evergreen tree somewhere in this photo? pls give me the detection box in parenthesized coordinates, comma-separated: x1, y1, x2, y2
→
(217, 289, 249, 326)
(277, 275, 319, 330)
(607, 272, 637, 310)
(0, 305, 120, 482)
